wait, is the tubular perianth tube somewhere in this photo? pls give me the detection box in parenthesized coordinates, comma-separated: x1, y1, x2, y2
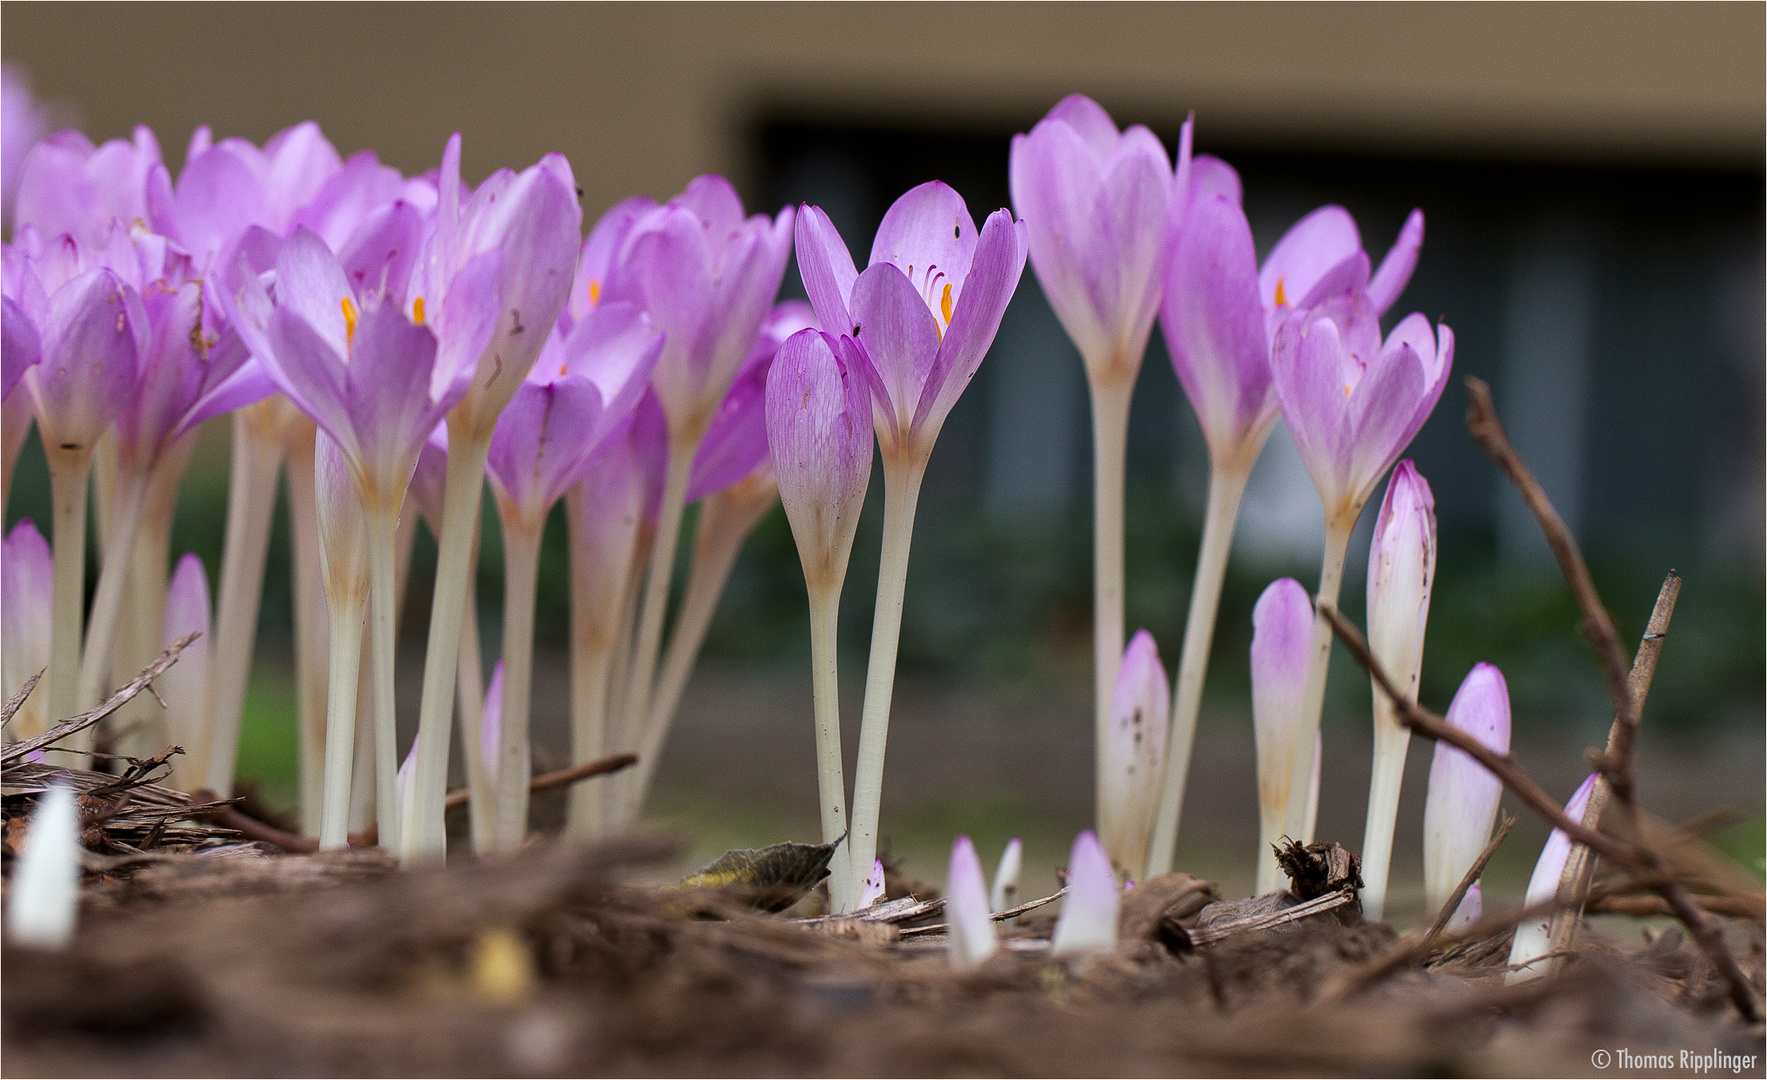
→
(1145, 459, 1252, 878)
(621, 435, 696, 745)
(1087, 372, 1133, 835)
(492, 515, 543, 854)
(1282, 517, 1355, 843)
(847, 455, 927, 902)
(43, 443, 92, 743)
(404, 421, 491, 865)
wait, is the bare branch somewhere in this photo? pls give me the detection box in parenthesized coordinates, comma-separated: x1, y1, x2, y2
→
(1423, 813, 1516, 944)
(1464, 377, 1632, 724)
(0, 669, 42, 729)
(1, 634, 200, 766)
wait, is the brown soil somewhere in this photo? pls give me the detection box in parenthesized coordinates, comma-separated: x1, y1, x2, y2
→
(4, 833, 1763, 1079)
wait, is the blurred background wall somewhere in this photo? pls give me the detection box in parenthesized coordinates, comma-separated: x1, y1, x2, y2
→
(4, 2, 1762, 892)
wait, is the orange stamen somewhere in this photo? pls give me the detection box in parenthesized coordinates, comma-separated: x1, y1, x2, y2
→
(589, 279, 601, 306)
(941, 282, 954, 327)
(341, 297, 359, 347)
(1274, 278, 1288, 307)
(412, 296, 426, 324)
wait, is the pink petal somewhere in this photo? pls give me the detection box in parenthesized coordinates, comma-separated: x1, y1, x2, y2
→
(868, 181, 977, 313)
(1367, 209, 1425, 316)
(913, 210, 1025, 440)
(794, 204, 859, 339)
(946, 835, 998, 967)
(849, 262, 940, 441)
(1161, 192, 1272, 460)
(1259, 204, 1362, 320)
(1051, 830, 1119, 958)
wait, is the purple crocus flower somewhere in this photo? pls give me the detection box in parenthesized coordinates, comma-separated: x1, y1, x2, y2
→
(229, 226, 490, 515)
(765, 328, 872, 907)
(1250, 577, 1314, 895)
(5, 234, 145, 725)
(796, 181, 1026, 462)
(1271, 301, 1454, 528)
(796, 180, 1025, 902)
(602, 176, 795, 444)
(487, 301, 662, 531)
(1159, 158, 1282, 469)
(408, 133, 582, 433)
(483, 300, 661, 852)
(13, 125, 162, 250)
(405, 135, 583, 863)
(2, 65, 51, 228)
(1261, 206, 1424, 340)
(945, 835, 998, 968)
(1, 518, 52, 740)
(1509, 773, 1599, 980)
(767, 329, 873, 590)
(686, 300, 815, 503)
(149, 122, 344, 276)
(1423, 662, 1512, 929)
(1009, 94, 1175, 378)
(2, 294, 43, 503)
(1360, 461, 1437, 920)
(159, 553, 211, 790)
(1051, 829, 1120, 959)
(1100, 629, 1169, 881)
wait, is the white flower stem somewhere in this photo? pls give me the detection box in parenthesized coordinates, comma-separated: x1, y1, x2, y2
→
(604, 532, 650, 820)
(74, 470, 147, 713)
(1282, 518, 1356, 844)
(116, 447, 190, 761)
(405, 422, 491, 865)
(199, 415, 285, 797)
(319, 588, 366, 849)
(1360, 695, 1413, 921)
(44, 446, 93, 737)
(284, 430, 328, 823)
(1146, 461, 1252, 878)
(807, 579, 852, 913)
(628, 485, 770, 820)
(848, 454, 927, 902)
(623, 436, 698, 737)
(494, 518, 541, 854)
(456, 544, 493, 853)
(567, 635, 612, 840)
(365, 507, 403, 854)
(1087, 377, 1133, 833)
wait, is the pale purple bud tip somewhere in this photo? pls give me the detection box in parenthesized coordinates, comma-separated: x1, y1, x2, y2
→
(1508, 772, 1600, 980)
(1101, 629, 1168, 878)
(1423, 663, 1512, 914)
(765, 329, 872, 587)
(397, 733, 421, 840)
(857, 858, 886, 911)
(2, 518, 52, 738)
(160, 553, 212, 754)
(481, 661, 505, 777)
(946, 835, 997, 968)
(5, 784, 80, 948)
(1051, 830, 1119, 959)
(990, 837, 1023, 913)
(1445, 882, 1482, 935)
(1366, 460, 1437, 693)
(1251, 579, 1312, 824)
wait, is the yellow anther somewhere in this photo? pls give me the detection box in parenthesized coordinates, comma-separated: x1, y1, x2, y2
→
(589, 279, 601, 306)
(1274, 278, 1288, 307)
(941, 282, 954, 326)
(412, 296, 426, 324)
(341, 297, 359, 347)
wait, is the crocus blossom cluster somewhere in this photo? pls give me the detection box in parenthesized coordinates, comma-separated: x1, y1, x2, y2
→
(5, 83, 1598, 943)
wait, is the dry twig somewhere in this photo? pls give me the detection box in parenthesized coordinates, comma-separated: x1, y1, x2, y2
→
(1, 634, 199, 765)
(1548, 572, 1680, 962)
(0, 670, 42, 729)
(1423, 813, 1516, 943)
